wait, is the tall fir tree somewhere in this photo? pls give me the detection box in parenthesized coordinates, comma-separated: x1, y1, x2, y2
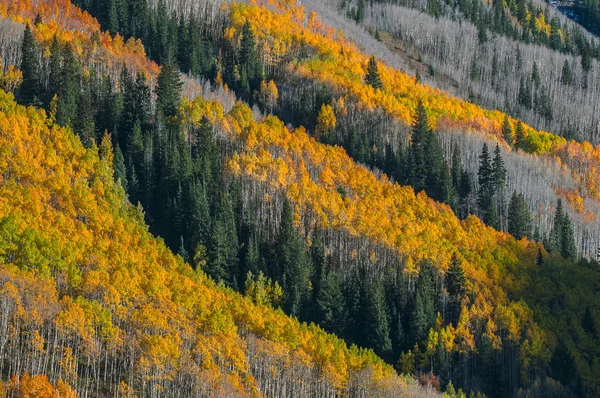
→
(477, 143, 495, 224)
(365, 56, 383, 89)
(56, 44, 80, 127)
(363, 279, 393, 360)
(276, 199, 310, 317)
(155, 62, 183, 121)
(445, 253, 466, 325)
(515, 121, 526, 151)
(507, 191, 532, 239)
(492, 144, 507, 192)
(19, 24, 42, 107)
(502, 116, 514, 145)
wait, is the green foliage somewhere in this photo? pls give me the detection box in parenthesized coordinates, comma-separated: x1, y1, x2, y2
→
(365, 56, 383, 90)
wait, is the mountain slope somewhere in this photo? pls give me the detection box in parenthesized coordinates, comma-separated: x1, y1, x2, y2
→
(0, 89, 432, 396)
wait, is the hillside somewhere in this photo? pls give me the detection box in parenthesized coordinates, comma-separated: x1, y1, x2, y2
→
(0, 0, 599, 397)
(0, 89, 436, 396)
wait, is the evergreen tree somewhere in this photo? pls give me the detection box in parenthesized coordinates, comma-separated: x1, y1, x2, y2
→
(561, 59, 573, 86)
(514, 121, 526, 151)
(56, 44, 80, 127)
(560, 213, 576, 260)
(113, 144, 128, 190)
(315, 268, 346, 336)
(46, 35, 61, 106)
(582, 305, 598, 336)
(73, 87, 95, 147)
(411, 262, 436, 345)
(364, 279, 393, 359)
(536, 247, 544, 265)
(188, 181, 211, 251)
(492, 144, 507, 192)
(19, 24, 41, 106)
(239, 21, 263, 101)
(507, 191, 532, 239)
(96, 74, 122, 141)
(365, 56, 383, 89)
(276, 199, 310, 317)
(532, 61, 541, 88)
(209, 192, 239, 287)
(409, 101, 435, 193)
(446, 253, 466, 324)
(477, 143, 494, 223)
(502, 116, 514, 145)
(155, 62, 183, 120)
(549, 199, 577, 260)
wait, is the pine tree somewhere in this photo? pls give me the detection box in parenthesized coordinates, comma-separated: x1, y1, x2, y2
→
(514, 121, 526, 151)
(316, 268, 346, 336)
(549, 199, 576, 259)
(492, 144, 507, 192)
(582, 305, 598, 336)
(239, 21, 263, 100)
(502, 116, 514, 145)
(365, 56, 383, 89)
(364, 279, 393, 359)
(507, 191, 532, 239)
(155, 63, 183, 120)
(113, 144, 128, 190)
(532, 62, 541, 88)
(561, 59, 573, 86)
(19, 24, 41, 107)
(276, 199, 310, 317)
(46, 35, 61, 106)
(56, 44, 80, 127)
(440, 161, 456, 207)
(477, 143, 494, 223)
(411, 262, 436, 345)
(446, 253, 466, 324)
(209, 192, 239, 286)
(73, 87, 95, 147)
(560, 213, 576, 260)
(409, 101, 430, 192)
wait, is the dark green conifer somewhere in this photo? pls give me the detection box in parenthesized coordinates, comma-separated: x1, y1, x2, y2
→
(365, 56, 383, 89)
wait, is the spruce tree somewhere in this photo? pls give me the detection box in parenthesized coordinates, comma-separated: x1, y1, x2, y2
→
(155, 62, 183, 120)
(514, 121, 526, 151)
(73, 87, 95, 147)
(549, 199, 576, 260)
(409, 101, 430, 192)
(560, 213, 576, 260)
(532, 62, 541, 88)
(477, 143, 494, 223)
(56, 44, 80, 127)
(365, 56, 383, 89)
(209, 192, 239, 287)
(364, 279, 393, 359)
(411, 262, 436, 345)
(502, 116, 514, 145)
(492, 144, 507, 192)
(316, 269, 346, 336)
(445, 253, 466, 324)
(19, 24, 41, 107)
(113, 144, 128, 190)
(47, 35, 61, 106)
(507, 191, 532, 239)
(276, 199, 310, 317)
(561, 59, 573, 86)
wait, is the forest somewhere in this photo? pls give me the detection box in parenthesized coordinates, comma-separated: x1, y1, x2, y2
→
(0, 0, 598, 397)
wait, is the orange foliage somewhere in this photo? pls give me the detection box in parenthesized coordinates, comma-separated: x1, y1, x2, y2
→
(227, 0, 600, 209)
(7, 373, 76, 398)
(0, 89, 403, 395)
